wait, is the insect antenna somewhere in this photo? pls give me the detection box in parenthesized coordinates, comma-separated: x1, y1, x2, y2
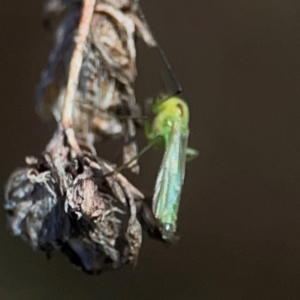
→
(136, 5, 182, 98)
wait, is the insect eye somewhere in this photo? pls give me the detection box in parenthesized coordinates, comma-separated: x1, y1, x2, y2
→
(176, 103, 184, 116)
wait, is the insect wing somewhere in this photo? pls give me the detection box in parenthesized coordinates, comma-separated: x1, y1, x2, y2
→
(152, 120, 188, 233)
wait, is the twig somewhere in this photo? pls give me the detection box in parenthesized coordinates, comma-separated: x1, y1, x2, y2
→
(62, 0, 96, 129)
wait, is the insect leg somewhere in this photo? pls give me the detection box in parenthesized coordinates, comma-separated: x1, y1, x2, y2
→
(105, 136, 161, 176)
(186, 148, 199, 162)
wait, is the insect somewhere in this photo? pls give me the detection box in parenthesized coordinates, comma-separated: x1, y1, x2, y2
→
(145, 95, 198, 241)
(94, 3, 199, 242)
(106, 94, 198, 242)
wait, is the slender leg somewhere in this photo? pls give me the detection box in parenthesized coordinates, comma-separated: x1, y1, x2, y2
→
(186, 148, 199, 162)
(144, 119, 154, 140)
(106, 136, 161, 176)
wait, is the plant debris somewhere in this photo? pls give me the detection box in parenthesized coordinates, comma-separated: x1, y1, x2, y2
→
(4, 0, 163, 274)
(5, 126, 161, 274)
(37, 0, 156, 172)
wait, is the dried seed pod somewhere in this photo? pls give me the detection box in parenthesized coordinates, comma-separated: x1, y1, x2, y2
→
(4, 127, 161, 274)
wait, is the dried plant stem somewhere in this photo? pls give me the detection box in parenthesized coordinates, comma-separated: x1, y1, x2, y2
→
(4, 0, 165, 274)
(62, 0, 96, 129)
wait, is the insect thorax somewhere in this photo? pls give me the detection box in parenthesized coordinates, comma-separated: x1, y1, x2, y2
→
(155, 97, 189, 123)
(151, 97, 189, 140)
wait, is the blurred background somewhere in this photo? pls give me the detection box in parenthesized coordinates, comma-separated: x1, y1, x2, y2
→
(1, 0, 300, 299)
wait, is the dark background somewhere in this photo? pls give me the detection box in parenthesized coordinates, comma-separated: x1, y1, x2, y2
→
(1, 1, 300, 299)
